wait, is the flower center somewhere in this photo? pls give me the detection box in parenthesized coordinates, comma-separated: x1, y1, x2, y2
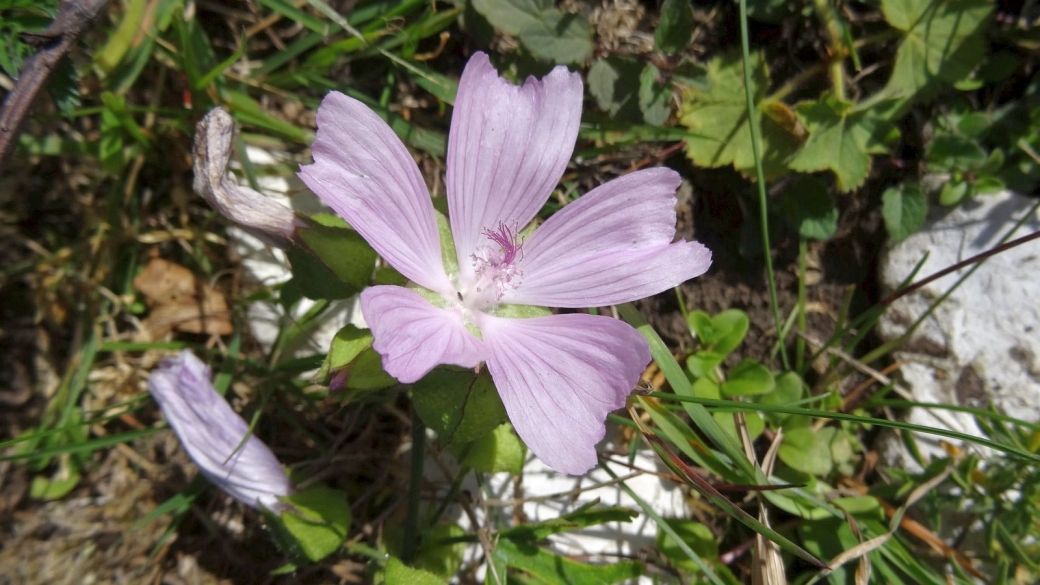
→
(459, 222, 524, 312)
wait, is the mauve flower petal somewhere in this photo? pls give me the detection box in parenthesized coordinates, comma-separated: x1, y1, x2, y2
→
(148, 351, 292, 511)
(446, 52, 583, 280)
(299, 92, 452, 295)
(360, 285, 485, 384)
(502, 168, 712, 307)
(478, 313, 650, 474)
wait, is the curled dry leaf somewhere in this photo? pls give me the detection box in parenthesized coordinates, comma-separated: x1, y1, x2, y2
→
(132, 258, 233, 340)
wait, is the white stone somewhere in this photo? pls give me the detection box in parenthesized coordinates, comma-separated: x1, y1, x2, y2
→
(877, 191, 1040, 470)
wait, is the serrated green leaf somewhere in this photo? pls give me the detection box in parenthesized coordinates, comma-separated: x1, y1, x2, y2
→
(471, 0, 551, 36)
(386, 557, 448, 585)
(518, 9, 594, 65)
(781, 176, 838, 240)
(789, 95, 896, 191)
(460, 422, 526, 474)
(678, 52, 801, 179)
(656, 0, 694, 53)
(494, 537, 643, 584)
(881, 0, 993, 98)
(882, 185, 928, 242)
(413, 369, 507, 447)
(638, 65, 671, 125)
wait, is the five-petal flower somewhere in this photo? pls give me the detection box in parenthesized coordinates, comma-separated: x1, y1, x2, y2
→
(300, 52, 711, 474)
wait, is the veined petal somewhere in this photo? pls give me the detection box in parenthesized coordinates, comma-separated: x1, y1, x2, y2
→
(478, 313, 650, 475)
(361, 285, 484, 384)
(446, 52, 583, 280)
(503, 168, 712, 307)
(148, 351, 292, 511)
(299, 92, 452, 295)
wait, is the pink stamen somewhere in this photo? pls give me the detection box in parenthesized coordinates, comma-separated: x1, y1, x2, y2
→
(481, 222, 524, 264)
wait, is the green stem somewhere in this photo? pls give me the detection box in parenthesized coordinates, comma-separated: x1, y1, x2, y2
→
(812, 0, 846, 99)
(738, 0, 789, 370)
(796, 237, 808, 371)
(402, 409, 426, 563)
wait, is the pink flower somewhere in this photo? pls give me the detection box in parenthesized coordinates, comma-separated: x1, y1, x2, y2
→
(299, 53, 711, 474)
(148, 351, 293, 510)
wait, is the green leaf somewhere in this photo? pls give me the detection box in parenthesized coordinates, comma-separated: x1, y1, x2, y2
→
(789, 95, 896, 191)
(412, 369, 507, 447)
(501, 501, 638, 541)
(460, 423, 526, 474)
(720, 359, 775, 397)
(655, 0, 694, 53)
(881, 0, 993, 98)
(471, 0, 551, 36)
(29, 465, 81, 500)
(758, 372, 805, 423)
(494, 538, 643, 584)
(778, 425, 835, 476)
(687, 309, 749, 356)
(926, 134, 987, 172)
(972, 175, 1005, 195)
(587, 57, 643, 120)
(655, 519, 718, 573)
(638, 65, 671, 125)
(413, 524, 468, 578)
(385, 557, 448, 585)
(518, 9, 594, 65)
(882, 184, 928, 242)
(686, 351, 725, 379)
(314, 325, 396, 391)
(939, 179, 970, 206)
(266, 483, 352, 562)
(290, 216, 378, 299)
(713, 410, 765, 442)
(780, 176, 838, 240)
(678, 52, 801, 179)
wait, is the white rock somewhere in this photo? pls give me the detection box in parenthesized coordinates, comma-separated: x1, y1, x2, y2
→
(877, 191, 1040, 470)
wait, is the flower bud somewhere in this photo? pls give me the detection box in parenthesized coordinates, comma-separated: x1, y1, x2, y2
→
(192, 108, 301, 248)
(148, 350, 293, 510)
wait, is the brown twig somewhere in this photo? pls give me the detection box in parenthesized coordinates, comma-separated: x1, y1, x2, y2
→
(880, 228, 1040, 306)
(0, 0, 111, 168)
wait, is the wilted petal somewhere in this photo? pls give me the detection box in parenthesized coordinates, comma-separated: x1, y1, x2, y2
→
(478, 313, 650, 474)
(361, 285, 484, 384)
(446, 52, 583, 280)
(299, 92, 453, 295)
(148, 351, 292, 510)
(193, 108, 301, 248)
(503, 168, 712, 308)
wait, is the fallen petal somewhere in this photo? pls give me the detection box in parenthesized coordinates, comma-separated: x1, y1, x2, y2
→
(148, 351, 292, 510)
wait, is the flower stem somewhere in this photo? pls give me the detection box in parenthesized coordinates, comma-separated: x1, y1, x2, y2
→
(738, 0, 790, 370)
